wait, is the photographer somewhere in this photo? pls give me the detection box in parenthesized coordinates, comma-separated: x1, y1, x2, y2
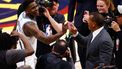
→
(0, 31, 34, 69)
(111, 15, 122, 69)
(96, 0, 117, 40)
(36, 40, 75, 69)
(36, 0, 65, 58)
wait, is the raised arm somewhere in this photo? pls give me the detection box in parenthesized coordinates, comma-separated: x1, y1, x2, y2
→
(11, 31, 34, 57)
(68, 22, 87, 46)
(111, 21, 122, 42)
(23, 22, 67, 44)
(44, 8, 64, 32)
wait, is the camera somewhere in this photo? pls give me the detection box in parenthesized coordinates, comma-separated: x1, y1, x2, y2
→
(104, 11, 116, 26)
(104, 17, 115, 26)
(37, 0, 54, 15)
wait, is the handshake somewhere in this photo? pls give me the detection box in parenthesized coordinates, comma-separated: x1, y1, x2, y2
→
(63, 21, 78, 35)
(63, 11, 90, 35)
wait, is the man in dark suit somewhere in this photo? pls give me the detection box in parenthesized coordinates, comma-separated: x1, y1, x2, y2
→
(67, 0, 97, 68)
(68, 12, 114, 69)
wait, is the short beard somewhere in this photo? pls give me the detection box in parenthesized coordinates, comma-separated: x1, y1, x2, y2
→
(27, 13, 35, 19)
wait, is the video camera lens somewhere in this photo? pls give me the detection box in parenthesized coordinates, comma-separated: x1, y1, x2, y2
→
(37, 0, 54, 15)
(39, 6, 45, 15)
(104, 17, 113, 26)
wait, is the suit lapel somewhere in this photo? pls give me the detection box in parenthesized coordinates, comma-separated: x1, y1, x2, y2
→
(86, 33, 93, 57)
(86, 29, 105, 57)
(87, 33, 93, 46)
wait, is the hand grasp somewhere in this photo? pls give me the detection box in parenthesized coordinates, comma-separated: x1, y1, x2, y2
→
(68, 22, 77, 34)
(43, 8, 50, 18)
(111, 21, 121, 32)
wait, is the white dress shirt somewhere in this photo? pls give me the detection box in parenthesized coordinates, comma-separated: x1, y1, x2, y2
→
(72, 26, 104, 43)
(91, 26, 104, 42)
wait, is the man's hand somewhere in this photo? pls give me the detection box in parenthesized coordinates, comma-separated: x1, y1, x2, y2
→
(11, 30, 20, 37)
(111, 21, 121, 32)
(68, 22, 77, 34)
(62, 47, 72, 58)
(11, 30, 25, 39)
(43, 8, 51, 18)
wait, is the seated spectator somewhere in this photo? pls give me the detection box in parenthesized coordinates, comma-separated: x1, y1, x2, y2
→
(0, 31, 34, 69)
(36, 40, 75, 69)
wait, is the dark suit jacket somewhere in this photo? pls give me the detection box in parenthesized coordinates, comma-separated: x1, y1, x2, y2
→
(74, 28, 114, 69)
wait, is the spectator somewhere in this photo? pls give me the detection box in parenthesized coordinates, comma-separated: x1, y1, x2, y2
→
(69, 12, 114, 69)
(36, 39, 75, 69)
(0, 31, 34, 69)
(16, 0, 67, 69)
(96, 0, 115, 27)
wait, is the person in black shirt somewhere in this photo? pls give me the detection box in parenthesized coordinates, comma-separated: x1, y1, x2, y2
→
(111, 15, 122, 69)
(36, 0, 65, 58)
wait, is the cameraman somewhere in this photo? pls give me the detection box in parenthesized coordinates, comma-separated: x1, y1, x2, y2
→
(36, 40, 75, 69)
(111, 15, 122, 69)
(96, 0, 122, 40)
(36, 0, 65, 58)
